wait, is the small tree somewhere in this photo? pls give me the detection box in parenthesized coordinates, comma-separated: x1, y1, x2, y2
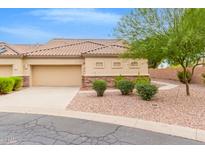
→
(164, 9, 205, 95)
(115, 8, 205, 96)
(115, 9, 171, 68)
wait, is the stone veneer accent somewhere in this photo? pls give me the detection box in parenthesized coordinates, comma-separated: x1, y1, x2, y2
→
(82, 75, 150, 87)
(21, 75, 150, 88)
(22, 76, 30, 87)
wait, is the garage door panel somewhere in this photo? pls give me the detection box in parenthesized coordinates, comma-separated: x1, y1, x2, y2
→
(32, 65, 81, 86)
(0, 65, 12, 77)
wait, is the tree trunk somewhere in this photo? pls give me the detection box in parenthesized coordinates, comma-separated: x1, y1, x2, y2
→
(185, 80, 190, 96)
(183, 67, 190, 96)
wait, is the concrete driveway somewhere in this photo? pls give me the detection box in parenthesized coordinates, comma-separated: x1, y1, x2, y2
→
(0, 87, 79, 112)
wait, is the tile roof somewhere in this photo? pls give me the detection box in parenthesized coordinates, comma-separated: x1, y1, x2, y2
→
(47, 39, 124, 46)
(0, 39, 128, 57)
(83, 45, 127, 56)
(9, 44, 42, 54)
(0, 42, 19, 56)
(26, 41, 105, 56)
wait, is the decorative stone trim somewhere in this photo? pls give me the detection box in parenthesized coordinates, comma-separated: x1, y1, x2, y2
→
(22, 76, 30, 87)
(82, 75, 150, 87)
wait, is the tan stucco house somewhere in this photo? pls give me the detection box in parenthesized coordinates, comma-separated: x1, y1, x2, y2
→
(0, 39, 149, 87)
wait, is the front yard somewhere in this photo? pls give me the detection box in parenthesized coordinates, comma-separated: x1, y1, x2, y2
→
(67, 80, 205, 130)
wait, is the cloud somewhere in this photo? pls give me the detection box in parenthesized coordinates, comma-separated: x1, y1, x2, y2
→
(29, 9, 121, 24)
(0, 26, 56, 40)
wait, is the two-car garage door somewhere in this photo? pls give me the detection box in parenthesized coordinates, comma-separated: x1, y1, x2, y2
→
(32, 65, 82, 86)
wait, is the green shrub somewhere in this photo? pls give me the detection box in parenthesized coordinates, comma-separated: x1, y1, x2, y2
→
(117, 80, 134, 95)
(133, 76, 150, 85)
(10, 76, 23, 91)
(136, 84, 158, 101)
(92, 80, 107, 97)
(177, 70, 192, 83)
(114, 75, 125, 88)
(0, 77, 15, 94)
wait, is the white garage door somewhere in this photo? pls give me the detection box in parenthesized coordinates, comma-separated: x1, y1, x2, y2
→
(0, 65, 12, 77)
(32, 65, 82, 86)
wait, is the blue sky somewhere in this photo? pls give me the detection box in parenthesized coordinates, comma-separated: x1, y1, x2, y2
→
(0, 8, 131, 44)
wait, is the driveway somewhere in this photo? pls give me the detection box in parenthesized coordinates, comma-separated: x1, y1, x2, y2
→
(0, 87, 79, 112)
(0, 112, 203, 145)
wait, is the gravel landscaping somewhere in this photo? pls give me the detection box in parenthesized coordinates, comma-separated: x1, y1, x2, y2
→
(68, 80, 205, 130)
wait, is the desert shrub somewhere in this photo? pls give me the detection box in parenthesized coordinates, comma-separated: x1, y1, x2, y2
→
(10, 76, 23, 91)
(136, 84, 158, 101)
(133, 76, 150, 85)
(0, 77, 15, 94)
(117, 80, 134, 95)
(114, 75, 125, 88)
(92, 80, 107, 97)
(177, 70, 192, 83)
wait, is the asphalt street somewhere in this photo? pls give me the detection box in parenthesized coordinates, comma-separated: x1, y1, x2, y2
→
(0, 112, 203, 145)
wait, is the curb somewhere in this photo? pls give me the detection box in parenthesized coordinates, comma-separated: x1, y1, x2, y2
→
(151, 80, 179, 90)
(0, 108, 204, 143)
(64, 110, 203, 142)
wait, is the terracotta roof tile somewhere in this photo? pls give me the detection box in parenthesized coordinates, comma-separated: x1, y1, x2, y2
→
(0, 39, 128, 57)
(9, 44, 42, 54)
(26, 41, 105, 56)
(48, 38, 119, 44)
(83, 45, 127, 56)
(0, 43, 19, 56)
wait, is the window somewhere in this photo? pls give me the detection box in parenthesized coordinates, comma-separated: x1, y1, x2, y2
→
(95, 61, 104, 69)
(112, 61, 122, 69)
(130, 61, 139, 68)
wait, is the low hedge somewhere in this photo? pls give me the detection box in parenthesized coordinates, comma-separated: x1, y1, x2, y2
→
(0, 77, 15, 94)
(136, 83, 158, 101)
(0, 76, 23, 94)
(114, 75, 125, 88)
(133, 76, 150, 85)
(10, 76, 23, 91)
(92, 80, 107, 97)
(117, 80, 134, 95)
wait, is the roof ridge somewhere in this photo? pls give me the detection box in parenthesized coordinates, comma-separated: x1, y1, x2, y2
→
(48, 38, 121, 46)
(51, 38, 119, 41)
(25, 41, 89, 55)
(85, 40, 107, 47)
(82, 45, 110, 55)
(81, 44, 128, 56)
(25, 40, 107, 56)
(10, 43, 42, 46)
(110, 44, 128, 49)
(4, 44, 20, 55)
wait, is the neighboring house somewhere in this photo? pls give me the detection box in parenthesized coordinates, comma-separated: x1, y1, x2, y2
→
(0, 39, 149, 87)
